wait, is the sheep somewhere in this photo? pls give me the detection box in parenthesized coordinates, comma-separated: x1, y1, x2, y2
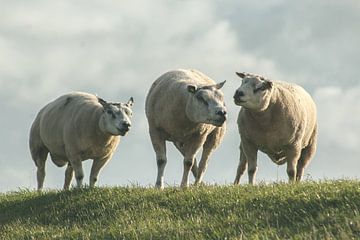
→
(29, 92, 134, 190)
(233, 72, 317, 184)
(145, 69, 227, 189)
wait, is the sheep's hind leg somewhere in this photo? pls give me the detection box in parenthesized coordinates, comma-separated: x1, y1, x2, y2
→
(285, 147, 302, 183)
(234, 145, 247, 185)
(150, 129, 167, 189)
(296, 133, 317, 181)
(69, 159, 84, 188)
(63, 163, 74, 190)
(191, 159, 198, 179)
(242, 142, 258, 185)
(33, 147, 49, 191)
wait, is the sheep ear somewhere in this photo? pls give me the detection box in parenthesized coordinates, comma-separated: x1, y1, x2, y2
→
(126, 97, 134, 107)
(253, 80, 273, 93)
(215, 80, 226, 89)
(187, 85, 197, 94)
(236, 72, 247, 79)
(98, 97, 110, 111)
(255, 81, 273, 92)
(98, 97, 107, 107)
(262, 81, 273, 90)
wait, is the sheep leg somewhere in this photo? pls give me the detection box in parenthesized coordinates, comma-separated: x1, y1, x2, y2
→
(69, 159, 84, 188)
(194, 138, 215, 185)
(173, 142, 198, 179)
(285, 147, 302, 182)
(34, 148, 49, 191)
(89, 156, 111, 187)
(234, 144, 247, 185)
(296, 131, 317, 181)
(155, 140, 167, 189)
(195, 127, 225, 185)
(181, 138, 205, 188)
(181, 154, 196, 188)
(242, 141, 258, 185)
(63, 163, 74, 190)
(150, 130, 167, 189)
(194, 148, 212, 185)
(191, 159, 198, 179)
(37, 164, 46, 190)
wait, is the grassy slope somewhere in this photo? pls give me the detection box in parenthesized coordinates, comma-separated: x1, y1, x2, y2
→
(0, 180, 359, 239)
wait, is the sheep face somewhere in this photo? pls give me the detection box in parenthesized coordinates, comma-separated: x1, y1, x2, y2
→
(99, 97, 134, 136)
(234, 74, 273, 111)
(186, 81, 227, 126)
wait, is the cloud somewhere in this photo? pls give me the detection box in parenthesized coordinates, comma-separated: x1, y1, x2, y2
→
(0, 0, 283, 105)
(314, 86, 360, 151)
(216, 0, 360, 89)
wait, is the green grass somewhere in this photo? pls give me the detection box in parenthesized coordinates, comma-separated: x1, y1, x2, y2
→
(0, 180, 359, 239)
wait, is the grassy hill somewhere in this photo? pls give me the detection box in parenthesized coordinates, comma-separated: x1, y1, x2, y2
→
(0, 180, 359, 239)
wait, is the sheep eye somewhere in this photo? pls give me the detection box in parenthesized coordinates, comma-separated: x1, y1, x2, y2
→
(107, 110, 116, 118)
(125, 109, 132, 116)
(253, 86, 263, 94)
(196, 95, 208, 106)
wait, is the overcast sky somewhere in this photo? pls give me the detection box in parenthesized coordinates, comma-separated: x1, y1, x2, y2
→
(0, 0, 359, 192)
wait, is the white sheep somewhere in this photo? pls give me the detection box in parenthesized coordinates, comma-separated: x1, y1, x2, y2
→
(29, 92, 134, 190)
(145, 69, 227, 188)
(233, 72, 317, 184)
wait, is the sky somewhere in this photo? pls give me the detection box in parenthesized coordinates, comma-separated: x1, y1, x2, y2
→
(0, 0, 359, 192)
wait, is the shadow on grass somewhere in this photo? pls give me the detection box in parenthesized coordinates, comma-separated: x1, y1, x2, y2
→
(0, 188, 107, 227)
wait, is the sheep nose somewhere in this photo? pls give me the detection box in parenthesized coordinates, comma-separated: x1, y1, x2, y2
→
(216, 109, 227, 117)
(122, 122, 131, 130)
(234, 90, 244, 99)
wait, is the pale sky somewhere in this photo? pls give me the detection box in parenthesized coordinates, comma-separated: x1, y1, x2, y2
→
(0, 0, 359, 192)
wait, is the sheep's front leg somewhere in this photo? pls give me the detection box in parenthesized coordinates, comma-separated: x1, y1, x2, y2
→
(173, 142, 198, 179)
(195, 127, 225, 185)
(181, 136, 205, 188)
(90, 156, 111, 187)
(234, 143, 248, 185)
(181, 155, 196, 188)
(194, 138, 215, 185)
(194, 147, 212, 185)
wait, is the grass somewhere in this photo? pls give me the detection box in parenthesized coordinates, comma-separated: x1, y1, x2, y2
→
(0, 180, 359, 239)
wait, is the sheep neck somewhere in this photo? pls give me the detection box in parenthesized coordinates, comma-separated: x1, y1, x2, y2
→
(247, 89, 279, 126)
(98, 111, 115, 140)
